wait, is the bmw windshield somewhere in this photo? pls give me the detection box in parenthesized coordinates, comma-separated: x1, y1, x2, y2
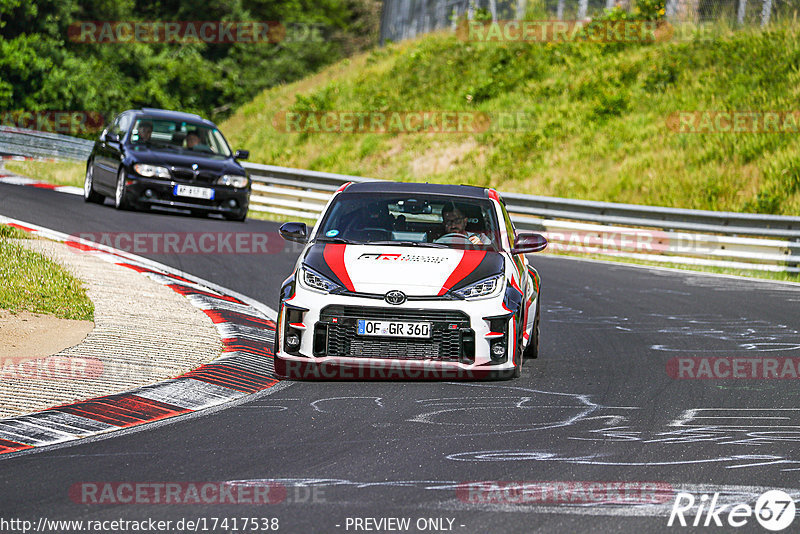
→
(130, 118, 232, 158)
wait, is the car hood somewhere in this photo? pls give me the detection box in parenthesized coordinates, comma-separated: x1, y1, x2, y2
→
(127, 145, 244, 174)
(302, 243, 504, 296)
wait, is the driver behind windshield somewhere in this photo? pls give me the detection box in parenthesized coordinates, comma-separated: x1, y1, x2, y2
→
(436, 202, 490, 245)
(134, 120, 153, 143)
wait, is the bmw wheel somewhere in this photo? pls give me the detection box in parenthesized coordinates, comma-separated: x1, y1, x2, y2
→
(114, 168, 130, 210)
(83, 162, 104, 204)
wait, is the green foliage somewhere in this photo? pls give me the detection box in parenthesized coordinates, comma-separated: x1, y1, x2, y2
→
(0, 0, 380, 125)
(223, 24, 800, 216)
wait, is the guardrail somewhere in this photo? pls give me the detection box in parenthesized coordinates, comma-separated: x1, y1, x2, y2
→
(0, 126, 93, 161)
(242, 162, 800, 274)
(0, 128, 797, 273)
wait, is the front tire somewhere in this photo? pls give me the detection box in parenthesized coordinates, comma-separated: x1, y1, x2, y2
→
(83, 162, 104, 204)
(523, 295, 540, 360)
(114, 168, 131, 210)
(224, 209, 247, 222)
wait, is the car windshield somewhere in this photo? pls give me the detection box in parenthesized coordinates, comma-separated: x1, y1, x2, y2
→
(130, 118, 232, 157)
(316, 192, 501, 250)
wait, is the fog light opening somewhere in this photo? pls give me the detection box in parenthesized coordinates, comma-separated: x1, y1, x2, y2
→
(491, 342, 506, 360)
(286, 331, 301, 350)
(144, 189, 154, 198)
(227, 199, 238, 209)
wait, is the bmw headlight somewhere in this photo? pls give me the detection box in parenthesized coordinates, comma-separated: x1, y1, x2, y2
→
(133, 164, 170, 179)
(453, 275, 503, 300)
(299, 266, 343, 294)
(216, 174, 249, 188)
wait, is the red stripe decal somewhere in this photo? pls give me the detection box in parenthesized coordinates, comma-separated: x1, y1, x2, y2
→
(323, 244, 355, 292)
(438, 250, 486, 296)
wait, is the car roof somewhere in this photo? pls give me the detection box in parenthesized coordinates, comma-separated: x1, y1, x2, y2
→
(343, 181, 492, 199)
(130, 108, 216, 127)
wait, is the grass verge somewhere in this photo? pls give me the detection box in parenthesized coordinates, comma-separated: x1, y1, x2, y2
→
(0, 225, 94, 320)
(3, 160, 85, 188)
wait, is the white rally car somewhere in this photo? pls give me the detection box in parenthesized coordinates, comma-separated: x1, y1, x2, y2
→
(274, 181, 547, 379)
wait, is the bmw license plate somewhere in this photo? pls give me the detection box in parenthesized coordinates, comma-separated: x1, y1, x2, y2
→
(357, 320, 431, 338)
(174, 184, 214, 200)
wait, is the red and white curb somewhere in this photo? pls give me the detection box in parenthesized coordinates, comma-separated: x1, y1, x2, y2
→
(0, 215, 280, 456)
(0, 172, 83, 196)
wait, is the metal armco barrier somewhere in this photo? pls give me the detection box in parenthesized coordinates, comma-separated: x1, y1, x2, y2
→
(0, 126, 93, 161)
(1, 128, 797, 273)
(242, 162, 800, 274)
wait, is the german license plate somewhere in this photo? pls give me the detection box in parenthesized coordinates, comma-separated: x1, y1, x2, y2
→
(357, 320, 431, 338)
(174, 184, 214, 200)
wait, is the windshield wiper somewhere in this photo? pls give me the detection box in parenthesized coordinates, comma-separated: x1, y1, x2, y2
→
(369, 240, 448, 248)
(315, 236, 360, 245)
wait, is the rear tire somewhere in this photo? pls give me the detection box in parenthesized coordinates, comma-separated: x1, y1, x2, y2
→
(83, 162, 104, 204)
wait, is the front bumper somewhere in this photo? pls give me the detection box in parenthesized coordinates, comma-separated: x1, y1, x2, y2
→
(125, 176, 250, 215)
(276, 290, 518, 379)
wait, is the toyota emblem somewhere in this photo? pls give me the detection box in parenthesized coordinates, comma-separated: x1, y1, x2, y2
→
(384, 290, 406, 305)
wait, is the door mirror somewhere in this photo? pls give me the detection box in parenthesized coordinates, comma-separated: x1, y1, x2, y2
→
(105, 132, 119, 143)
(279, 222, 308, 243)
(512, 232, 547, 254)
(234, 149, 249, 160)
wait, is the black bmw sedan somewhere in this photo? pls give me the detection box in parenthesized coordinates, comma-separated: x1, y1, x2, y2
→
(84, 108, 251, 221)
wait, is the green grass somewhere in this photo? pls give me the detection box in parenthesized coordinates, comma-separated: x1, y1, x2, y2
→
(221, 22, 800, 215)
(0, 226, 94, 320)
(3, 160, 85, 188)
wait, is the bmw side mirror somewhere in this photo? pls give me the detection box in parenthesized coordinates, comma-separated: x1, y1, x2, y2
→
(512, 232, 547, 254)
(106, 132, 119, 143)
(279, 222, 308, 243)
(234, 150, 249, 160)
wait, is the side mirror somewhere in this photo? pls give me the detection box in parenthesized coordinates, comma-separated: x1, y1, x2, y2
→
(279, 222, 308, 243)
(106, 132, 120, 143)
(512, 232, 547, 254)
(234, 149, 249, 160)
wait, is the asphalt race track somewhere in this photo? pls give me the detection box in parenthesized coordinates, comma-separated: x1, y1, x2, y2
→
(2, 182, 800, 533)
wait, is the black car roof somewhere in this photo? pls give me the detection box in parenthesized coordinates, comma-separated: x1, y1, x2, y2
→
(343, 181, 491, 198)
(131, 108, 215, 127)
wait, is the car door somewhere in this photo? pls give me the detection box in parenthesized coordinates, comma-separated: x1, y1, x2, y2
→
(94, 113, 130, 192)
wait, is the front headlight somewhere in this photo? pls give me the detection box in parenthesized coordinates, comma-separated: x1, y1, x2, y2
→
(217, 174, 249, 188)
(133, 164, 170, 179)
(299, 266, 343, 294)
(453, 275, 503, 300)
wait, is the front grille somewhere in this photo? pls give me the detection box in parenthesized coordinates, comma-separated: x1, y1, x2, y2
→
(170, 168, 217, 184)
(316, 305, 473, 362)
(172, 168, 194, 180)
